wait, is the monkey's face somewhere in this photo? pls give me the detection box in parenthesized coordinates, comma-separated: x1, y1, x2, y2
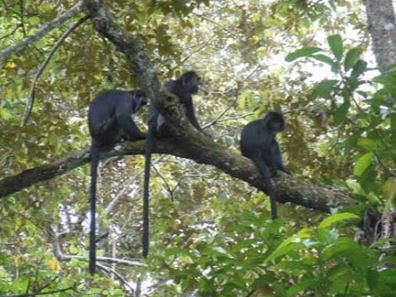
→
(271, 119, 285, 132)
(265, 112, 285, 132)
(182, 71, 201, 94)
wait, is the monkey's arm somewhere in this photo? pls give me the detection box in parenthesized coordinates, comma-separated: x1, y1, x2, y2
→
(270, 141, 291, 175)
(184, 98, 202, 131)
(279, 166, 291, 175)
(117, 112, 146, 140)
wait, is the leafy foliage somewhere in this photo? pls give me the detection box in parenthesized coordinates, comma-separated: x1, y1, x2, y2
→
(153, 204, 395, 296)
(0, 0, 395, 296)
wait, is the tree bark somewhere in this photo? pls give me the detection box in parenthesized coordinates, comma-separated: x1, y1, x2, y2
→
(0, 0, 356, 216)
(0, 136, 354, 213)
(364, 0, 396, 247)
(364, 0, 396, 73)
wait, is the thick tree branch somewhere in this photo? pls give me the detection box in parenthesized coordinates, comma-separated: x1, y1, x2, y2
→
(0, 0, 355, 214)
(0, 1, 84, 64)
(0, 137, 354, 213)
(83, 0, 162, 105)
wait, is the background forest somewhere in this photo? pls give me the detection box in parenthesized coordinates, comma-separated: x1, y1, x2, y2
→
(0, 0, 395, 296)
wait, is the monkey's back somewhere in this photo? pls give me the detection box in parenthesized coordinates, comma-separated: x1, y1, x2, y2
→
(88, 90, 130, 147)
(240, 119, 270, 158)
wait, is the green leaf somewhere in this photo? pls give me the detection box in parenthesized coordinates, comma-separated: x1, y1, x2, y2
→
(323, 238, 370, 272)
(238, 90, 253, 111)
(327, 34, 343, 61)
(354, 152, 374, 176)
(357, 138, 376, 151)
(367, 269, 379, 291)
(391, 113, 396, 144)
(266, 228, 311, 262)
(0, 107, 12, 120)
(373, 74, 395, 85)
(390, 113, 396, 130)
(333, 100, 350, 125)
(310, 54, 336, 67)
(344, 48, 363, 71)
(11, 277, 29, 292)
(312, 79, 338, 99)
(358, 165, 376, 193)
(318, 213, 360, 230)
(164, 247, 192, 258)
(287, 279, 316, 297)
(285, 47, 323, 62)
(351, 60, 368, 77)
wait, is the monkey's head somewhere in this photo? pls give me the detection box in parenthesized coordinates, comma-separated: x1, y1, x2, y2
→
(132, 90, 148, 111)
(164, 70, 201, 99)
(180, 71, 201, 94)
(264, 111, 285, 132)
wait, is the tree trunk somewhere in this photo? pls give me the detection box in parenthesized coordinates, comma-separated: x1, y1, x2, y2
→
(364, 0, 396, 73)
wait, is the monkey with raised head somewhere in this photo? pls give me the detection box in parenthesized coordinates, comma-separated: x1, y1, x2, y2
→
(143, 71, 202, 257)
(88, 89, 147, 274)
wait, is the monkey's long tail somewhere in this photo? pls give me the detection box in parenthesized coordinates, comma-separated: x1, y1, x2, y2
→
(252, 158, 277, 219)
(89, 145, 100, 274)
(143, 127, 155, 258)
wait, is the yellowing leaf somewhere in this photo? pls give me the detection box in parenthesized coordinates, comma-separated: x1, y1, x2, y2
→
(48, 257, 61, 272)
(13, 255, 22, 267)
(383, 177, 396, 207)
(0, 108, 12, 120)
(357, 138, 376, 151)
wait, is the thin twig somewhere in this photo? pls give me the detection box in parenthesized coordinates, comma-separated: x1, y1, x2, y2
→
(3, 286, 75, 297)
(152, 164, 174, 199)
(203, 64, 262, 128)
(192, 12, 240, 38)
(0, 1, 84, 63)
(50, 226, 144, 267)
(105, 155, 168, 214)
(96, 262, 135, 293)
(22, 15, 89, 126)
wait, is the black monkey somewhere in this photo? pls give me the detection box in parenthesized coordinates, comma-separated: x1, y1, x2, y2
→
(88, 89, 147, 274)
(240, 111, 289, 219)
(143, 71, 202, 257)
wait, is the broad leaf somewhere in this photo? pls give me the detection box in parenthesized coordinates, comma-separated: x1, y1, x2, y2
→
(333, 100, 350, 125)
(266, 228, 311, 262)
(287, 279, 316, 297)
(357, 138, 376, 151)
(354, 152, 374, 176)
(351, 60, 368, 77)
(344, 48, 363, 71)
(285, 47, 323, 62)
(311, 54, 336, 67)
(312, 79, 338, 99)
(327, 34, 343, 61)
(319, 213, 360, 230)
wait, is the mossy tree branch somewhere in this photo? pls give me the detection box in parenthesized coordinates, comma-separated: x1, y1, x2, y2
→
(0, 0, 356, 214)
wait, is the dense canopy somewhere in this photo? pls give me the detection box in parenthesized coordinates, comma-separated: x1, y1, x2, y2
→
(0, 0, 395, 296)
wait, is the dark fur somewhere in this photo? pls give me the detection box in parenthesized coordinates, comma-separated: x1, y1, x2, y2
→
(143, 71, 201, 257)
(87, 90, 147, 274)
(240, 111, 289, 219)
